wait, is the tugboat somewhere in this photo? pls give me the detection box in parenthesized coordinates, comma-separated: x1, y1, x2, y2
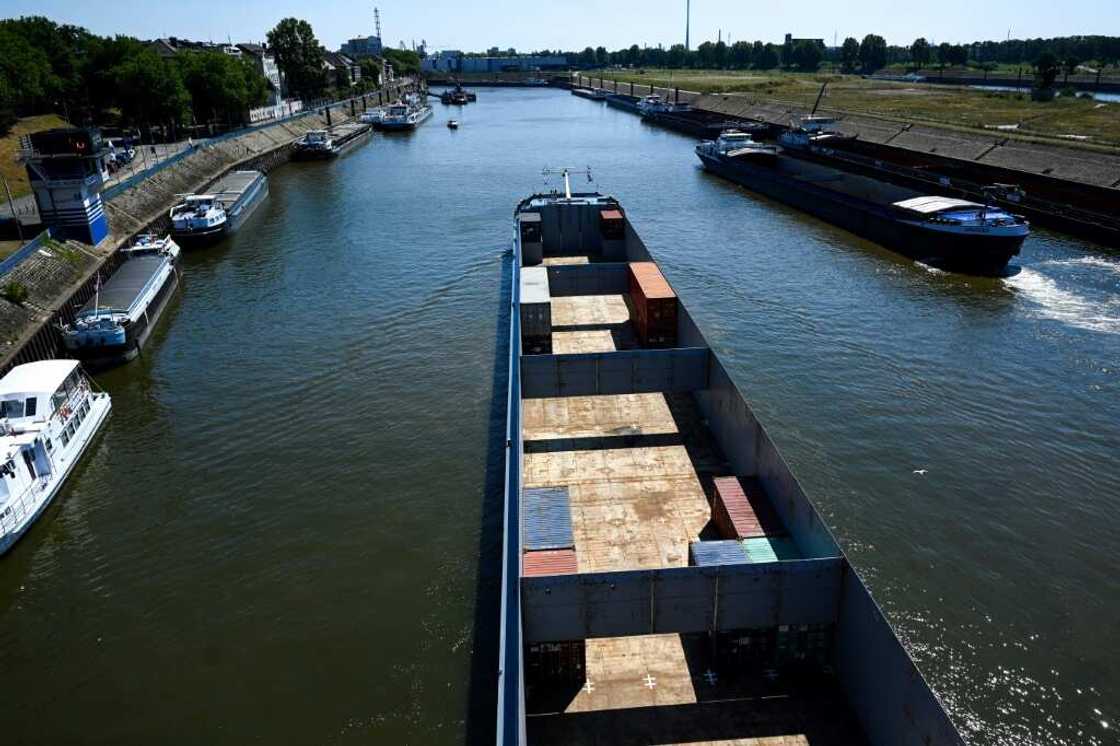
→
(61, 234, 181, 367)
(0, 360, 112, 555)
(292, 129, 338, 159)
(696, 137, 1029, 274)
(777, 81, 855, 151)
(447, 119, 460, 130)
(169, 170, 269, 246)
(778, 114, 854, 151)
(439, 83, 475, 105)
(697, 129, 781, 166)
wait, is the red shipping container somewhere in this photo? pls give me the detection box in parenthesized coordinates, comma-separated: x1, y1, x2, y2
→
(523, 548, 578, 576)
(627, 262, 677, 347)
(600, 209, 625, 240)
(711, 476, 784, 539)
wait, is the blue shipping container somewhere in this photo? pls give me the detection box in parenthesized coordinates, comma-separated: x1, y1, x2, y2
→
(689, 540, 749, 566)
(523, 486, 574, 550)
(741, 536, 801, 563)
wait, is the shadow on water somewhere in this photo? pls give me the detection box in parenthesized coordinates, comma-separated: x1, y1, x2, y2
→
(464, 248, 512, 745)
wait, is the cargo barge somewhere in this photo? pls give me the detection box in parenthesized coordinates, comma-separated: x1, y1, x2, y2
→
(169, 170, 269, 247)
(61, 234, 181, 367)
(642, 105, 772, 140)
(604, 92, 641, 112)
(291, 123, 371, 160)
(696, 136, 1029, 275)
(496, 178, 966, 745)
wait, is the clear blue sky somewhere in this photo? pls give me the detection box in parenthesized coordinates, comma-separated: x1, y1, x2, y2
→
(3, 0, 1114, 51)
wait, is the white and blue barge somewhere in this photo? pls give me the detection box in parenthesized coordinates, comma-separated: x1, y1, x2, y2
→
(61, 234, 181, 368)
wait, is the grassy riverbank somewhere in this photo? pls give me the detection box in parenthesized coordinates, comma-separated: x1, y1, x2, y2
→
(0, 114, 70, 198)
(590, 70, 1120, 146)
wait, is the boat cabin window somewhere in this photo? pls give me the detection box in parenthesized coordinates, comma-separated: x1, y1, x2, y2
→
(24, 397, 36, 417)
(0, 399, 23, 418)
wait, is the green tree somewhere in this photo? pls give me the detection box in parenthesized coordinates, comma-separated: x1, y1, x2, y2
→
(755, 43, 780, 70)
(666, 44, 687, 68)
(595, 46, 608, 65)
(1062, 54, 1080, 83)
(383, 48, 420, 77)
(357, 58, 381, 88)
(792, 40, 823, 72)
(858, 34, 887, 73)
(0, 26, 56, 115)
(266, 18, 326, 99)
(1034, 51, 1059, 88)
(578, 46, 596, 66)
(910, 37, 931, 68)
(713, 41, 729, 68)
(840, 37, 860, 73)
(177, 51, 269, 125)
(730, 41, 752, 69)
(112, 47, 190, 130)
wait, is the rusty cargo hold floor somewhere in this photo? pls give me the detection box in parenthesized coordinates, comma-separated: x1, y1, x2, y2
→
(522, 391, 721, 572)
(525, 633, 868, 746)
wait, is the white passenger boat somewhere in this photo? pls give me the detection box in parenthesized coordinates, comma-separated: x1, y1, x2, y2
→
(0, 360, 111, 555)
(359, 108, 386, 124)
(379, 100, 434, 131)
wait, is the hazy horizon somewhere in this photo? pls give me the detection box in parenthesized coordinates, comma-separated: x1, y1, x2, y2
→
(2, 0, 1115, 53)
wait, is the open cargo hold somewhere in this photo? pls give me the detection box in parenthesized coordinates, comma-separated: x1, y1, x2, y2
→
(519, 265, 552, 354)
(522, 486, 574, 551)
(713, 623, 832, 671)
(526, 640, 586, 683)
(523, 548, 578, 576)
(712, 476, 784, 539)
(627, 261, 677, 347)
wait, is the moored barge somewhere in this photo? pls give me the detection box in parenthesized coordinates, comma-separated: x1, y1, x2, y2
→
(61, 234, 181, 367)
(696, 136, 1028, 274)
(169, 170, 269, 247)
(497, 179, 966, 745)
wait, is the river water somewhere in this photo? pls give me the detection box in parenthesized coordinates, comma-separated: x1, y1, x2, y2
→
(1, 88, 1117, 745)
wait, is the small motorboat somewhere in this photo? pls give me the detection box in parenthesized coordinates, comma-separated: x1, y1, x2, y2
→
(447, 120, 460, 130)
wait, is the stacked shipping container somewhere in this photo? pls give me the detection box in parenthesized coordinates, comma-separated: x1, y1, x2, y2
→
(522, 486, 577, 577)
(711, 476, 782, 540)
(519, 266, 552, 354)
(627, 262, 677, 348)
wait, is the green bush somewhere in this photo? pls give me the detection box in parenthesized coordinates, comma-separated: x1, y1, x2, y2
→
(1, 281, 29, 305)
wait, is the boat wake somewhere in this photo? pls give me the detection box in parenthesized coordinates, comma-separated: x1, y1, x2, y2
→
(1004, 267, 1120, 335)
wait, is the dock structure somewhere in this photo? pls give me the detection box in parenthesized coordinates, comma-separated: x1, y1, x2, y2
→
(498, 192, 965, 745)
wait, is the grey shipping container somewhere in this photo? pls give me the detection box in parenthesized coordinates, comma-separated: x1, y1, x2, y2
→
(689, 540, 749, 566)
(522, 486, 574, 551)
(520, 266, 552, 344)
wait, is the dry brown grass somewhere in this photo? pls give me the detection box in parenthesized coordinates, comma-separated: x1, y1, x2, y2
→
(0, 114, 70, 199)
(595, 71, 1120, 147)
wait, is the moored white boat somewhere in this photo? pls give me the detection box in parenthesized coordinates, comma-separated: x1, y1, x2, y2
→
(0, 360, 111, 555)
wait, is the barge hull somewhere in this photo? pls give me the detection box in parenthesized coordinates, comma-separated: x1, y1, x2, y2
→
(697, 152, 1022, 274)
(498, 192, 966, 745)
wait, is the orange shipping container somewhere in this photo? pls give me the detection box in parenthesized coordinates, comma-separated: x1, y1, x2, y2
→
(522, 548, 578, 576)
(628, 262, 677, 347)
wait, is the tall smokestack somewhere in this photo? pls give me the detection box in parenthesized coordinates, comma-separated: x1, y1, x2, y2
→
(685, 0, 691, 51)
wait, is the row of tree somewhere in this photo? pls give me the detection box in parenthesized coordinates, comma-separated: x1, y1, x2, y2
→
(568, 34, 1120, 75)
(0, 15, 418, 137)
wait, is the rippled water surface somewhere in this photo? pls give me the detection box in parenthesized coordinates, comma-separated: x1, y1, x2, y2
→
(1, 89, 1117, 745)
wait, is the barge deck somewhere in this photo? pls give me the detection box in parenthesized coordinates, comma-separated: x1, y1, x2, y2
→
(498, 186, 966, 746)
